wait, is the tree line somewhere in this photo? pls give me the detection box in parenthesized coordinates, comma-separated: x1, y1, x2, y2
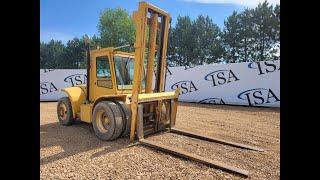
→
(40, 1, 279, 69)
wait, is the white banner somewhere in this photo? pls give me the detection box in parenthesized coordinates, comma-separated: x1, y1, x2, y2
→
(40, 60, 279, 107)
(40, 69, 87, 101)
(165, 60, 280, 107)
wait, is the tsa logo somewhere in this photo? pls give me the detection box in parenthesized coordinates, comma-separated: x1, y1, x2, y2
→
(40, 82, 58, 95)
(64, 74, 87, 86)
(248, 61, 280, 75)
(171, 80, 198, 95)
(238, 88, 280, 106)
(199, 98, 225, 105)
(204, 69, 239, 87)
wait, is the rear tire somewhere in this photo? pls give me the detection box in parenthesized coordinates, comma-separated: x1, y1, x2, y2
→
(57, 97, 75, 126)
(92, 101, 124, 141)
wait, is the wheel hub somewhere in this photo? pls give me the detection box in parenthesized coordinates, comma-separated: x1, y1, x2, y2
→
(58, 103, 67, 120)
(96, 111, 110, 133)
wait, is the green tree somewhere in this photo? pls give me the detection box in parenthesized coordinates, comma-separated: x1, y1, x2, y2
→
(62, 37, 86, 68)
(40, 40, 66, 68)
(251, 1, 278, 61)
(40, 3, 280, 68)
(167, 24, 178, 66)
(274, 4, 280, 42)
(98, 8, 135, 49)
(168, 16, 195, 66)
(272, 4, 280, 60)
(238, 8, 255, 62)
(89, 34, 102, 50)
(222, 1, 280, 63)
(168, 15, 223, 66)
(193, 15, 223, 65)
(40, 42, 47, 68)
(223, 11, 242, 63)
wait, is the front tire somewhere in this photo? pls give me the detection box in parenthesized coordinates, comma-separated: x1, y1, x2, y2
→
(92, 101, 124, 141)
(113, 101, 131, 137)
(57, 97, 75, 126)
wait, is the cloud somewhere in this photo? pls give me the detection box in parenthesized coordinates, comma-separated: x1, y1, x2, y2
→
(40, 30, 75, 44)
(180, 0, 280, 7)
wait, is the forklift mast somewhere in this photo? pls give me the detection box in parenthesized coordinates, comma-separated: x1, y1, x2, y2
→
(130, 2, 171, 141)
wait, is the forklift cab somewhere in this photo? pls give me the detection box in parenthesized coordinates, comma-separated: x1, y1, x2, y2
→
(88, 48, 146, 102)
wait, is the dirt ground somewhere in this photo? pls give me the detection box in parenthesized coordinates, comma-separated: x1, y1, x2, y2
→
(40, 102, 280, 180)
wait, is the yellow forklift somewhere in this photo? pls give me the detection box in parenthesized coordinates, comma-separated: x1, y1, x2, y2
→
(57, 2, 263, 177)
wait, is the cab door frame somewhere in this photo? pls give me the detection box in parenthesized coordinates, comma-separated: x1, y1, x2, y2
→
(89, 48, 117, 102)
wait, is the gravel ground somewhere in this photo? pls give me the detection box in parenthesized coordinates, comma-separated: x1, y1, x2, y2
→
(40, 102, 280, 180)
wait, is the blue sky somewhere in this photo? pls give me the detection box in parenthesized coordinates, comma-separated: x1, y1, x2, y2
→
(40, 0, 279, 44)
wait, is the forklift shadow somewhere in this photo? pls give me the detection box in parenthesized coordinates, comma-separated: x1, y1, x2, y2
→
(40, 121, 131, 165)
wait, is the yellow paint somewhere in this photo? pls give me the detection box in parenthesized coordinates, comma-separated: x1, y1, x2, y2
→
(113, 51, 134, 58)
(95, 94, 127, 103)
(130, 3, 147, 141)
(145, 13, 158, 93)
(137, 91, 178, 103)
(61, 86, 86, 118)
(80, 104, 93, 123)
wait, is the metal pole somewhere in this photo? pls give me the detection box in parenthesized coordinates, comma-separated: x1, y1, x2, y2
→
(164, 18, 172, 92)
(86, 43, 91, 102)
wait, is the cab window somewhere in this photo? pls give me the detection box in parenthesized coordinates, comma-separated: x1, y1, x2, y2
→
(114, 56, 146, 89)
(96, 56, 111, 78)
(96, 56, 112, 88)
